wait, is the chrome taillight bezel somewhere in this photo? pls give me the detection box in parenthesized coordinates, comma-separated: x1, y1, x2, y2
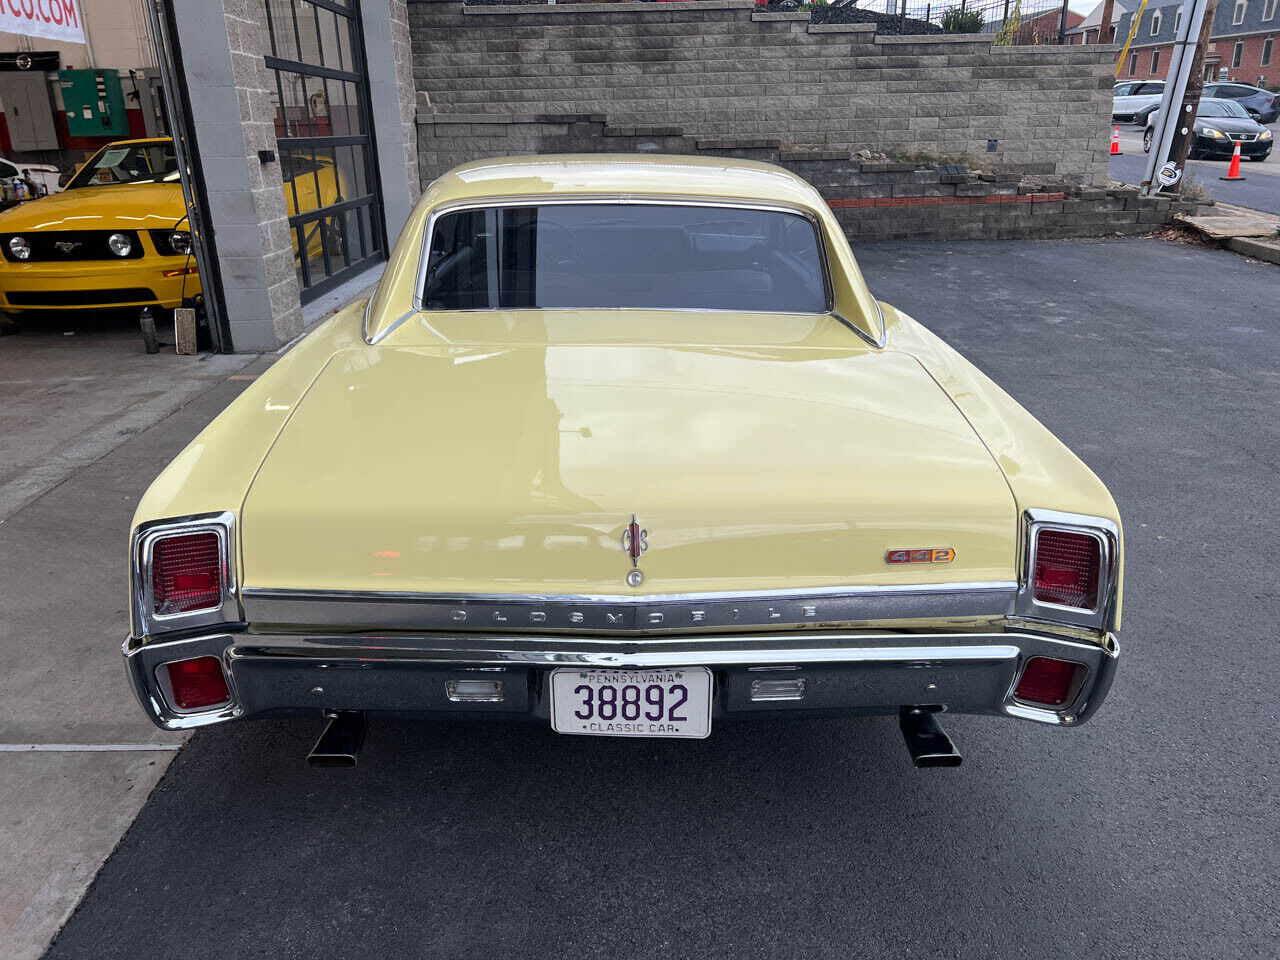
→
(1014, 508, 1119, 631)
(131, 511, 239, 637)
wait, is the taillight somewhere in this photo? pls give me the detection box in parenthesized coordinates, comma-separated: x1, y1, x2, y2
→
(151, 532, 222, 615)
(1033, 529, 1101, 610)
(165, 656, 231, 710)
(1014, 656, 1083, 707)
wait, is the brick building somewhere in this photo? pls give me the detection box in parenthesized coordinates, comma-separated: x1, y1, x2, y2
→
(1065, 0, 1137, 44)
(1102, 0, 1278, 85)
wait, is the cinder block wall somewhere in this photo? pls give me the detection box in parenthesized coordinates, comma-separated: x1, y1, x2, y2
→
(408, 0, 1117, 186)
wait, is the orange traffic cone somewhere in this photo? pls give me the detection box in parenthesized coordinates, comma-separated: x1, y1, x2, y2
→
(1110, 126, 1122, 156)
(1219, 139, 1245, 181)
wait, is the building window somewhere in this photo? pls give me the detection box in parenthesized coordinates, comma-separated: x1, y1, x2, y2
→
(1232, 40, 1245, 66)
(1263, 36, 1274, 65)
(1130, 52, 1139, 75)
(264, 0, 386, 302)
(1234, 0, 1248, 25)
(1151, 49, 1161, 73)
(1174, 9, 1183, 32)
(1151, 9, 1162, 34)
(1265, 0, 1277, 20)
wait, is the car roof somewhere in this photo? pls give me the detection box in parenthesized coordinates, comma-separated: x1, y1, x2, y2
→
(98, 137, 172, 148)
(427, 154, 827, 212)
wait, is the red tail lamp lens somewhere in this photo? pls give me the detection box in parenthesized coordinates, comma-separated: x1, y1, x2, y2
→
(165, 656, 231, 710)
(1014, 656, 1083, 707)
(151, 533, 222, 614)
(1033, 530, 1101, 609)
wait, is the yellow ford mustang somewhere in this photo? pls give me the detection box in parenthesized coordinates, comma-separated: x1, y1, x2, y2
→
(124, 156, 1122, 768)
(0, 138, 198, 319)
(0, 136, 343, 323)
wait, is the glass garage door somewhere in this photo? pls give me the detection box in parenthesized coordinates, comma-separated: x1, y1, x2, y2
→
(264, 0, 384, 302)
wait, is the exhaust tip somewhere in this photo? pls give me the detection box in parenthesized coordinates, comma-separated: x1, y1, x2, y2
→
(913, 753, 963, 769)
(307, 753, 358, 769)
(307, 710, 366, 769)
(899, 708, 962, 769)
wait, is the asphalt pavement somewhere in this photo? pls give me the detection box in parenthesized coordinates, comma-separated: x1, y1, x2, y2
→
(1109, 120, 1280, 214)
(41, 238, 1280, 960)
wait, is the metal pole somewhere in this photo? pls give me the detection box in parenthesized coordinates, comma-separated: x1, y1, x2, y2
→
(143, 0, 229, 351)
(1003, 0, 1010, 30)
(1158, 0, 1218, 193)
(1139, 0, 1209, 193)
(1058, 0, 1069, 44)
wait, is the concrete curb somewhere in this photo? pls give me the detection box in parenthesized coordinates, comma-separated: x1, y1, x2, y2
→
(1226, 236, 1280, 265)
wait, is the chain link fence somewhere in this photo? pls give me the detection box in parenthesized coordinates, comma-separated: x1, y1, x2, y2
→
(803, 0, 1071, 40)
(461, 0, 1074, 43)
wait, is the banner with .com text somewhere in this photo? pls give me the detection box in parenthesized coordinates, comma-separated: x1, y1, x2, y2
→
(1, 0, 85, 45)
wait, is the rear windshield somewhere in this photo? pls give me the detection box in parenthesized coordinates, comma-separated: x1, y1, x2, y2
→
(67, 143, 178, 189)
(422, 203, 828, 313)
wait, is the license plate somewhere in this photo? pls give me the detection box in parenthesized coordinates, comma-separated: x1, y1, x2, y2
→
(550, 667, 712, 739)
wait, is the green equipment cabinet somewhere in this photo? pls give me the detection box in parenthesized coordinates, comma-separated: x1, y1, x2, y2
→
(58, 69, 129, 138)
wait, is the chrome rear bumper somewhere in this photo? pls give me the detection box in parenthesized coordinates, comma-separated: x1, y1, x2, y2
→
(123, 629, 1118, 732)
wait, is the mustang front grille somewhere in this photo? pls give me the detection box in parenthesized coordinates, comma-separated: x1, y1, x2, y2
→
(0, 230, 145, 262)
(6, 288, 158, 307)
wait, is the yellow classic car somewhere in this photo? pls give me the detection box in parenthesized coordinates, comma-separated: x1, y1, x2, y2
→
(0, 138, 198, 318)
(124, 155, 1122, 768)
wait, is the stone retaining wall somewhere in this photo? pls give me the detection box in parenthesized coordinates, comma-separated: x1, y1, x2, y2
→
(409, 0, 1118, 186)
(416, 112, 1194, 241)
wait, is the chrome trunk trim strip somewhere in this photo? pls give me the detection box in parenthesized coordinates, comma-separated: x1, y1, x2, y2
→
(240, 581, 1018, 635)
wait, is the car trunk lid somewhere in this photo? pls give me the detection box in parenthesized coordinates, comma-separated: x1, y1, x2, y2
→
(240, 338, 1018, 601)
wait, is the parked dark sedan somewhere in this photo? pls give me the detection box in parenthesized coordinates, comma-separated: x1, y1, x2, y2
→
(1203, 82, 1280, 124)
(1144, 98, 1273, 161)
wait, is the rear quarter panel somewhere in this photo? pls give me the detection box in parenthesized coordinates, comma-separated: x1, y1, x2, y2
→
(882, 303, 1124, 627)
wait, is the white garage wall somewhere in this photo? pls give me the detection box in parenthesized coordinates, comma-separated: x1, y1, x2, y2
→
(0, 0, 156, 72)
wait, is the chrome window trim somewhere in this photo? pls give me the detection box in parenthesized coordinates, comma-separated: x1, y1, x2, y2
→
(1013, 508, 1120, 632)
(362, 195, 852, 346)
(131, 511, 240, 638)
(239, 580, 1017, 635)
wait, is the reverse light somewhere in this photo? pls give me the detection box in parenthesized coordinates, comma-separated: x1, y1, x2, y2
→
(8, 235, 30, 260)
(1033, 529, 1101, 610)
(151, 532, 222, 615)
(164, 656, 231, 710)
(1014, 656, 1083, 707)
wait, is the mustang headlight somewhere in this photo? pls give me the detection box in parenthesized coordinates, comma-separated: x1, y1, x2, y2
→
(8, 235, 31, 260)
(108, 232, 133, 257)
(168, 230, 192, 256)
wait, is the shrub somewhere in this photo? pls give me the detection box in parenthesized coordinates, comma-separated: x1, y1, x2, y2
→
(941, 7, 985, 33)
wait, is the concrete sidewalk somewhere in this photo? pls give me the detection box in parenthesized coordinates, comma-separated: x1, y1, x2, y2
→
(0, 349, 266, 959)
(0, 276, 382, 959)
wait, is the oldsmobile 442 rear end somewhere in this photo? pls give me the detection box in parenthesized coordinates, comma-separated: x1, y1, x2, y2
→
(125, 156, 1121, 768)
